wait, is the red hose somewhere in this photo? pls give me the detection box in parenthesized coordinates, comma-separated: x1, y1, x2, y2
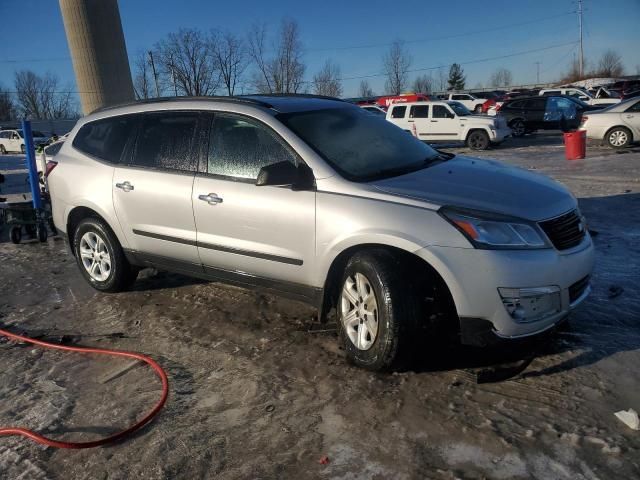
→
(0, 327, 169, 449)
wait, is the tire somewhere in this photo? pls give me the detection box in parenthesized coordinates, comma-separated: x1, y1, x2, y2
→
(72, 217, 138, 292)
(474, 104, 483, 114)
(510, 119, 526, 137)
(606, 126, 632, 149)
(0, 145, 6, 154)
(336, 250, 419, 371)
(37, 223, 47, 243)
(466, 130, 490, 150)
(20, 144, 26, 154)
(10, 226, 22, 244)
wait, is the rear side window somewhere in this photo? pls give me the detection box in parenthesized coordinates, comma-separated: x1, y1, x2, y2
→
(542, 90, 561, 96)
(45, 142, 63, 157)
(73, 115, 135, 163)
(524, 98, 546, 110)
(207, 113, 297, 180)
(131, 112, 199, 171)
(505, 100, 525, 109)
(410, 105, 429, 118)
(390, 106, 407, 118)
(626, 101, 640, 112)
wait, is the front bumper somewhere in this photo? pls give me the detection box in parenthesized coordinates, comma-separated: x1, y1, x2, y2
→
(415, 235, 595, 346)
(489, 126, 511, 142)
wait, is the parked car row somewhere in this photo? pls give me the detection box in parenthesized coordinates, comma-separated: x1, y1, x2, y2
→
(0, 128, 49, 154)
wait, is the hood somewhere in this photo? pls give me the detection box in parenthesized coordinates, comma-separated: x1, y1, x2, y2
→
(372, 155, 576, 221)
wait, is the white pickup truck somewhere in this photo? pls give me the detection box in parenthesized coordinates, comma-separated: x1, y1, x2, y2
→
(386, 101, 511, 150)
(442, 93, 486, 113)
(538, 88, 620, 106)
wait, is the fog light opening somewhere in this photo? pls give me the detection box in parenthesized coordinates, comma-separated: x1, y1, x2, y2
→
(498, 286, 561, 324)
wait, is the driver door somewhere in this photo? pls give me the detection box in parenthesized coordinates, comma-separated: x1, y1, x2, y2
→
(428, 105, 459, 141)
(192, 112, 316, 286)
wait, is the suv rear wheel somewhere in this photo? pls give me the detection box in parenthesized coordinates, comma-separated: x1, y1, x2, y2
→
(73, 217, 138, 292)
(510, 119, 526, 137)
(337, 250, 418, 371)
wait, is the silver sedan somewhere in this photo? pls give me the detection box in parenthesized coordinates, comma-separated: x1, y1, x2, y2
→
(581, 97, 640, 148)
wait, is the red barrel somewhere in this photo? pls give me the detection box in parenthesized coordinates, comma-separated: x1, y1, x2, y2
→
(564, 130, 586, 160)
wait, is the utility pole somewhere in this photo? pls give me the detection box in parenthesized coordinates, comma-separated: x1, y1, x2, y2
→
(535, 61, 541, 84)
(148, 50, 160, 97)
(578, 0, 584, 78)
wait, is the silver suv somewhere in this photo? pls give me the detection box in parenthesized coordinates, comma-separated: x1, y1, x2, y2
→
(47, 96, 594, 370)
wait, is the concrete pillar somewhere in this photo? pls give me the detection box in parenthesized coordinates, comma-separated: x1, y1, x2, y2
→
(59, 0, 135, 115)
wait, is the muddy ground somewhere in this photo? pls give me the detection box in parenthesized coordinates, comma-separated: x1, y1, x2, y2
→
(0, 133, 639, 479)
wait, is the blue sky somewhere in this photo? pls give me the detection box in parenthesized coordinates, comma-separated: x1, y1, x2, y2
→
(0, 0, 638, 98)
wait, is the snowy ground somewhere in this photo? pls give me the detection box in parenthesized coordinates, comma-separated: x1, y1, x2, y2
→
(0, 133, 639, 479)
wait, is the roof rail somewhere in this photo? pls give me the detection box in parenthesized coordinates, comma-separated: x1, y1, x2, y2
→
(242, 93, 345, 102)
(89, 95, 275, 115)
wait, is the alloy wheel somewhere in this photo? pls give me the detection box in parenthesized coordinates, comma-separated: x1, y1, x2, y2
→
(511, 120, 525, 137)
(340, 272, 379, 351)
(609, 130, 628, 147)
(79, 231, 112, 282)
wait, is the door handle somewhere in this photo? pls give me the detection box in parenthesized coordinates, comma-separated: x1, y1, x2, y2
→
(198, 193, 223, 205)
(625, 115, 634, 119)
(430, 120, 438, 122)
(115, 181, 134, 192)
(407, 119, 415, 122)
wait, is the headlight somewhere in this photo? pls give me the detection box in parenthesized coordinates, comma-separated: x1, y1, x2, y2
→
(440, 207, 549, 249)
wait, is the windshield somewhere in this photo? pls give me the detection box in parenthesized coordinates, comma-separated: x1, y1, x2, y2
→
(277, 107, 441, 181)
(448, 102, 472, 116)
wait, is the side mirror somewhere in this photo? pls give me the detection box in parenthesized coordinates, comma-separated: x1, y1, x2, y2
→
(256, 161, 314, 190)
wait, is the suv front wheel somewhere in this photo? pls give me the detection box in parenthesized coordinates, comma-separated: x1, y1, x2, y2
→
(73, 217, 138, 292)
(337, 251, 417, 371)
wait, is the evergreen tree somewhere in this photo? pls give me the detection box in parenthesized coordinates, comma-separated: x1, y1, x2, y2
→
(447, 63, 466, 90)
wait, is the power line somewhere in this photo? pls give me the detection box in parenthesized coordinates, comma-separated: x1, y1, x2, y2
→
(306, 11, 575, 52)
(0, 40, 579, 94)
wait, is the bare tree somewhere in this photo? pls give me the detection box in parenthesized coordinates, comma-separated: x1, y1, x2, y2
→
(382, 40, 412, 95)
(0, 84, 15, 121)
(412, 74, 433, 93)
(211, 30, 247, 96)
(358, 80, 374, 97)
(132, 51, 155, 100)
(14, 70, 76, 119)
(247, 18, 305, 94)
(488, 67, 513, 88)
(597, 49, 624, 77)
(155, 29, 219, 96)
(312, 60, 342, 97)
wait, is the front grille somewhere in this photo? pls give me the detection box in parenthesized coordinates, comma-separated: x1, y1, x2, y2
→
(569, 275, 590, 303)
(539, 210, 586, 250)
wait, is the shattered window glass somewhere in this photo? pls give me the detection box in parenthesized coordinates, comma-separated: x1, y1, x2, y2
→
(73, 115, 135, 163)
(208, 114, 296, 180)
(133, 113, 198, 171)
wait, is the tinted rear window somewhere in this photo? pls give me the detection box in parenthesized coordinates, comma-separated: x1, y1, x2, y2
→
(73, 115, 135, 163)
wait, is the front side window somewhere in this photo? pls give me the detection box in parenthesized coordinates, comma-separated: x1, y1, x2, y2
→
(132, 112, 199, 171)
(390, 106, 407, 118)
(410, 105, 429, 118)
(0, 131, 8, 139)
(73, 115, 136, 163)
(432, 105, 453, 118)
(207, 114, 297, 180)
(277, 106, 441, 182)
(449, 102, 471, 116)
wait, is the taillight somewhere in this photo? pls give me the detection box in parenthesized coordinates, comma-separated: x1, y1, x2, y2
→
(495, 103, 503, 111)
(45, 161, 58, 178)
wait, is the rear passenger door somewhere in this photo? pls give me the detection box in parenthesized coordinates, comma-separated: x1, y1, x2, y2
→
(408, 104, 430, 139)
(523, 98, 547, 130)
(192, 112, 316, 287)
(112, 111, 202, 270)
